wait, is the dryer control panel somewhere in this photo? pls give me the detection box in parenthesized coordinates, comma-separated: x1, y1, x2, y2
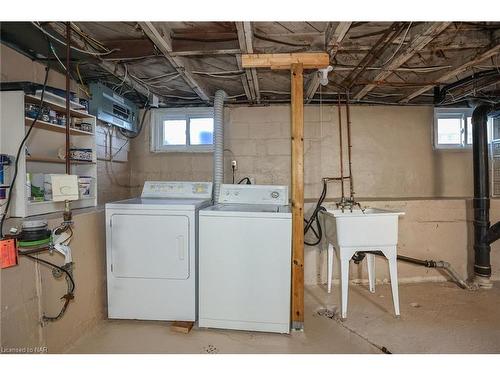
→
(141, 181, 213, 199)
(218, 184, 288, 205)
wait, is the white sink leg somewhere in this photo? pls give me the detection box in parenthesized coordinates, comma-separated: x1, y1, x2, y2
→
(366, 253, 376, 293)
(382, 246, 400, 317)
(339, 247, 356, 319)
(327, 243, 334, 294)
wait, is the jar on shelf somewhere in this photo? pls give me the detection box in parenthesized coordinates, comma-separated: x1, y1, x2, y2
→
(57, 114, 66, 126)
(49, 109, 57, 124)
(25, 103, 40, 119)
(40, 108, 50, 123)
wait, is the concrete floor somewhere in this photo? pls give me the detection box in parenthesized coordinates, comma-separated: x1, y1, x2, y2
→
(66, 282, 500, 354)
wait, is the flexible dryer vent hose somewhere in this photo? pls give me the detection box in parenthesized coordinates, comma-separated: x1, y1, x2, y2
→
(213, 90, 227, 203)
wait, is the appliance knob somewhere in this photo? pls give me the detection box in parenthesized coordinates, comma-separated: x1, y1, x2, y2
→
(271, 191, 279, 199)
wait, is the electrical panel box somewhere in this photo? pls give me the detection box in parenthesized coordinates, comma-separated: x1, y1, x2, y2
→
(89, 82, 139, 132)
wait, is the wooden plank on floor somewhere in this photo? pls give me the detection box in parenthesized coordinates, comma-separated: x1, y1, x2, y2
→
(170, 321, 194, 334)
(291, 63, 305, 330)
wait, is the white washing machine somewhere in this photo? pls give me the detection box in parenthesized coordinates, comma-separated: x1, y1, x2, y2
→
(199, 184, 292, 333)
(105, 181, 212, 321)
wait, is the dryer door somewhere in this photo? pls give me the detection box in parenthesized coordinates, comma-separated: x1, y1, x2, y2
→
(110, 214, 189, 280)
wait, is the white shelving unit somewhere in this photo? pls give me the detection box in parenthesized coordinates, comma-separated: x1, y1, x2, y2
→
(0, 90, 97, 217)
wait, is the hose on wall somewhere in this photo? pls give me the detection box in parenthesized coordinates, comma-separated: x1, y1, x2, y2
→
(213, 90, 227, 203)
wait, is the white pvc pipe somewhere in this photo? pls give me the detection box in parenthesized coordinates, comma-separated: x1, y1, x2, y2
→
(213, 90, 227, 202)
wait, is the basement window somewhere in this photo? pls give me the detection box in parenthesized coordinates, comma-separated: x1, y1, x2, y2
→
(151, 107, 214, 152)
(433, 108, 474, 149)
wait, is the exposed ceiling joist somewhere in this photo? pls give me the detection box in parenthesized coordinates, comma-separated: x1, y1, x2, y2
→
(236, 22, 260, 103)
(170, 48, 241, 57)
(340, 22, 405, 89)
(400, 43, 500, 103)
(354, 22, 451, 100)
(305, 22, 352, 103)
(325, 22, 353, 54)
(138, 21, 211, 103)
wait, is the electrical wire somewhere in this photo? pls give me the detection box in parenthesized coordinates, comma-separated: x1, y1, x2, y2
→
(378, 22, 413, 67)
(304, 179, 328, 246)
(114, 63, 128, 92)
(192, 70, 245, 79)
(49, 42, 67, 71)
(69, 22, 109, 52)
(76, 62, 91, 97)
(117, 105, 151, 139)
(140, 72, 180, 82)
(237, 177, 252, 184)
(0, 65, 50, 238)
(20, 252, 75, 321)
(32, 22, 118, 57)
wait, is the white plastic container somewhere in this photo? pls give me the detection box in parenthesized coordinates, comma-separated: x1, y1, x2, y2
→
(325, 208, 404, 247)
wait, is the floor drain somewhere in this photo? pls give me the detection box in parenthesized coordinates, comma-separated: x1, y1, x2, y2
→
(315, 307, 337, 319)
(203, 344, 219, 354)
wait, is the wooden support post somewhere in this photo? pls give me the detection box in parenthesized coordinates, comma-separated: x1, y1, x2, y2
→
(242, 53, 326, 331)
(291, 63, 304, 330)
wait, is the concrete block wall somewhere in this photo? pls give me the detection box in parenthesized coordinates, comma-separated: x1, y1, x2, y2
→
(1, 210, 107, 353)
(95, 122, 133, 204)
(131, 104, 473, 199)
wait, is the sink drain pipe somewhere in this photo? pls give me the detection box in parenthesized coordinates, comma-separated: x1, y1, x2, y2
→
(471, 102, 500, 287)
(352, 251, 471, 289)
(213, 90, 227, 203)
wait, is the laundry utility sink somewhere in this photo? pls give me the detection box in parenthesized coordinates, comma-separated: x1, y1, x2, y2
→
(322, 208, 405, 247)
(321, 207, 405, 319)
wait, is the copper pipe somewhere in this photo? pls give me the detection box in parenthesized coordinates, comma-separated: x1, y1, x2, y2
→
(65, 22, 71, 175)
(345, 90, 354, 198)
(323, 176, 351, 181)
(337, 93, 345, 199)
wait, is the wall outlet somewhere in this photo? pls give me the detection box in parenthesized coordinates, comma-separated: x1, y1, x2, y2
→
(231, 160, 238, 170)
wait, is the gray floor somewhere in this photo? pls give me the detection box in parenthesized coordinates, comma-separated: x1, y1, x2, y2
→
(66, 282, 500, 354)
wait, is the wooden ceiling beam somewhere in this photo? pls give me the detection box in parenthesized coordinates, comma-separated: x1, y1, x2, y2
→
(242, 52, 330, 70)
(138, 21, 211, 103)
(354, 22, 451, 100)
(236, 22, 260, 103)
(400, 43, 500, 103)
(102, 39, 155, 59)
(305, 22, 352, 103)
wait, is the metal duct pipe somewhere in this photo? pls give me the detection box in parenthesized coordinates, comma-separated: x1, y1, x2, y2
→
(213, 90, 227, 202)
(471, 102, 500, 287)
(472, 104, 492, 284)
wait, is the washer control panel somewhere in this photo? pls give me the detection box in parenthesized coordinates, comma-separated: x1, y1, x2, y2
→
(218, 184, 288, 205)
(142, 181, 213, 198)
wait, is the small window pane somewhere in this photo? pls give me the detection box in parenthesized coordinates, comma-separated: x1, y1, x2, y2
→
(163, 119, 186, 145)
(437, 118, 462, 145)
(467, 117, 473, 144)
(189, 117, 214, 145)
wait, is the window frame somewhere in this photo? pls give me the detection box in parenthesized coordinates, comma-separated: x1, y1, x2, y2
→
(151, 107, 215, 153)
(433, 107, 474, 150)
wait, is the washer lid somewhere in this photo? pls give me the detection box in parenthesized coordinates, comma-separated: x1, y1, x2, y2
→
(105, 197, 212, 210)
(200, 203, 291, 218)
